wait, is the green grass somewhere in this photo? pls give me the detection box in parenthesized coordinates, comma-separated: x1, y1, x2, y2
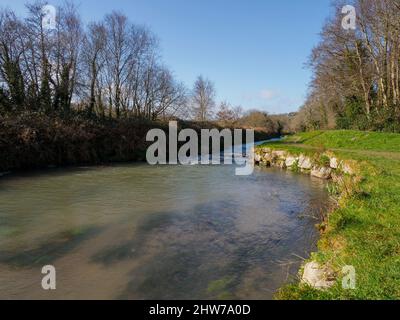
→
(259, 130, 400, 300)
(284, 130, 400, 152)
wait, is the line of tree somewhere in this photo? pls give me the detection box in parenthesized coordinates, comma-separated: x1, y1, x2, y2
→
(292, 0, 400, 132)
(0, 1, 189, 120)
(190, 76, 279, 134)
(0, 0, 282, 139)
(0, 1, 283, 172)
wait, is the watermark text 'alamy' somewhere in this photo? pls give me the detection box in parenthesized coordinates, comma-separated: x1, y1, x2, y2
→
(146, 121, 255, 176)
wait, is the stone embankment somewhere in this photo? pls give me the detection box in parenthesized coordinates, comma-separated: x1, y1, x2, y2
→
(254, 146, 359, 290)
(254, 147, 357, 180)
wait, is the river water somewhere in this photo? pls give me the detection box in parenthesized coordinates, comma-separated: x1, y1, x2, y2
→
(0, 162, 328, 299)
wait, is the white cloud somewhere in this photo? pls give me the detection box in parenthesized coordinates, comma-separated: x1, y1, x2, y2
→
(259, 89, 278, 101)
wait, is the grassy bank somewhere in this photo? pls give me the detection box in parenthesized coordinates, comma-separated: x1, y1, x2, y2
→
(258, 130, 400, 300)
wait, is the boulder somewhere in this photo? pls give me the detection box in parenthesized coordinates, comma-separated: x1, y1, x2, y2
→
(272, 150, 286, 159)
(341, 161, 356, 175)
(311, 166, 332, 179)
(299, 155, 313, 170)
(261, 148, 272, 153)
(330, 157, 340, 169)
(285, 156, 298, 168)
(263, 153, 273, 162)
(302, 262, 336, 290)
(277, 160, 286, 169)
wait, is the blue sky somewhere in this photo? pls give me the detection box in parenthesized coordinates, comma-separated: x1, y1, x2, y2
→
(1, 0, 333, 114)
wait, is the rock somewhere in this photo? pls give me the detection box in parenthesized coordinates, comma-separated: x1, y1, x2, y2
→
(341, 161, 356, 175)
(263, 153, 273, 163)
(330, 157, 340, 169)
(264, 153, 273, 160)
(272, 150, 286, 159)
(311, 166, 332, 179)
(277, 160, 286, 169)
(302, 262, 336, 290)
(254, 153, 262, 163)
(298, 155, 313, 170)
(285, 156, 298, 168)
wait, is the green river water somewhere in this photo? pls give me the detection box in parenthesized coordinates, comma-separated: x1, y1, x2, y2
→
(0, 163, 328, 299)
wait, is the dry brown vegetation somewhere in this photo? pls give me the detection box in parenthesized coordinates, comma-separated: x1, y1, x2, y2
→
(0, 113, 165, 172)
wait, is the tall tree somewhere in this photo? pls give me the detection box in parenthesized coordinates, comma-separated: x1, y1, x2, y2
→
(296, 0, 400, 131)
(191, 76, 215, 121)
(0, 2, 188, 120)
(82, 22, 107, 116)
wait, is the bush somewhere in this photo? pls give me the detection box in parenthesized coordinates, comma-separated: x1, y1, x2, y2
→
(0, 112, 162, 172)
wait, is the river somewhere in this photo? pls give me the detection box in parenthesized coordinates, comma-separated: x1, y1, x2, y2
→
(0, 160, 329, 299)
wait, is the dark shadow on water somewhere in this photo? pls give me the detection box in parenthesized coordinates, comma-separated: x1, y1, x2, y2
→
(0, 226, 103, 268)
(118, 201, 243, 300)
(91, 199, 320, 300)
(91, 212, 178, 265)
(0, 163, 148, 185)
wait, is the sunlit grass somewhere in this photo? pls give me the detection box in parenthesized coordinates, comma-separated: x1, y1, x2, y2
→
(259, 130, 400, 300)
(284, 130, 400, 152)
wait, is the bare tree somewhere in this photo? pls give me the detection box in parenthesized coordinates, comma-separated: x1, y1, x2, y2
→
(216, 101, 243, 126)
(191, 76, 215, 121)
(0, 2, 188, 121)
(150, 67, 187, 120)
(82, 22, 107, 116)
(103, 12, 129, 118)
(0, 9, 25, 111)
(297, 0, 400, 131)
(50, 2, 83, 113)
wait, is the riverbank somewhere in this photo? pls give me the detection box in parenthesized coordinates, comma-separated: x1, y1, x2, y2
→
(0, 113, 160, 173)
(256, 130, 400, 300)
(0, 113, 275, 174)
